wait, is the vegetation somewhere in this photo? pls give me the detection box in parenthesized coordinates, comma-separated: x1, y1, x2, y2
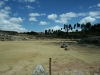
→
(20, 22, 100, 39)
(44, 22, 100, 38)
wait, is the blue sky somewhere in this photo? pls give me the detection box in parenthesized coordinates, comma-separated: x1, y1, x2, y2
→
(0, 0, 100, 32)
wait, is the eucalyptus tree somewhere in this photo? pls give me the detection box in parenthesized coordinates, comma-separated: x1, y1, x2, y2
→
(77, 23, 80, 29)
(69, 24, 72, 30)
(85, 22, 91, 30)
(45, 29, 48, 35)
(74, 24, 76, 29)
(81, 23, 85, 31)
(64, 24, 69, 37)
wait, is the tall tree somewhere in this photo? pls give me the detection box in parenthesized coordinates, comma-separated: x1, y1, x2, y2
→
(45, 29, 48, 35)
(52, 29, 53, 33)
(70, 27, 73, 31)
(85, 22, 91, 30)
(74, 24, 76, 29)
(77, 23, 80, 29)
(81, 23, 85, 31)
(64, 24, 69, 36)
(48, 29, 51, 34)
(69, 24, 72, 30)
(61, 28, 62, 30)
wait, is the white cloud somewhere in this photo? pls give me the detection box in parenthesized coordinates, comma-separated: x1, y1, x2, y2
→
(0, 6, 28, 32)
(97, 3, 100, 7)
(55, 12, 77, 24)
(79, 16, 96, 24)
(9, 17, 23, 23)
(17, 0, 36, 2)
(46, 25, 62, 31)
(39, 21, 49, 25)
(29, 13, 46, 22)
(96, 16, 100, 19)
(13, 12, 18, 16)
(4, 6, 11, 10)
(48, 14, 58, 20)
(29, 13, 46, 17)
(62, 12, 77, 18)
(0, 1, 5, 7)
(77, 13, 87, 16)
(41, 13, 46, 16)
(29, 17, 37, 21)
(89, 3, 100, 9)
(89, 5, 96, 9)
(26, 5, 34, 9)
(4, 0, 9, 1)
(89, 11, 100, 17)
(55, 19, 68, 24)
(0, 9, 11, 16)
(29, 13, 40, 16)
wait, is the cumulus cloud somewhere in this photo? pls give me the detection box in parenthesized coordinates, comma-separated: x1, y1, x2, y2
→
(89, 11, 100, 17)
(39, 21, 49, 25)
(47, 11, 99, 24)
(61, 12, 77, 18)
(89, 5, 96, 9)
(88, 11, 100, 19)
(48, 14, 58, 20)
(97, 3, 100, 7)
(55, 12, 77, 24)
(9, 17, 23, 23)
(79, 16, 96, 24)
(29, 17, 37, 21)
(0, 5, 28, 32)
(29, 13, 46, 17)
(55, 19, 68, 24)
(13, 12, 18, 16)
(26, 5, 34, 9)
(4, 0, 9, 1)
(77, 13, 87, 16)
(89, 3, 100, 9)
(0, 1, 5, 7)
(46, 25, 62, 31)
(96, 16, 100, 19)
(4, 6, 11, 10)
(15, 0, 36, 2)
(29, 13, 46, 22)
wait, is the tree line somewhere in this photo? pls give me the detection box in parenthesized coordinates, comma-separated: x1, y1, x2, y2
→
(20, 22, 100, 38)
(44, 22, 100, 38)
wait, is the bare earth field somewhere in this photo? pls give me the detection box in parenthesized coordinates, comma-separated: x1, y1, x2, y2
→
(0, 40, 100, 75)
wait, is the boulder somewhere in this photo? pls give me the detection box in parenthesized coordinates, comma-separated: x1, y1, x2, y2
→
(33, 65, 45, 75)
(65, 47, 70, 51)
(61, 42, 67, 48)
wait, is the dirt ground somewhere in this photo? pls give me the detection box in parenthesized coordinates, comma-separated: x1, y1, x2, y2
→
(0, 40, 100, 75)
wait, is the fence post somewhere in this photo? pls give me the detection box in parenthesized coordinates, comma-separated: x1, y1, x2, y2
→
(49, 58, 51, 75)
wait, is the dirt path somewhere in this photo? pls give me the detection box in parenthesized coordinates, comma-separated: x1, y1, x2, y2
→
(0, 41, 100, 75)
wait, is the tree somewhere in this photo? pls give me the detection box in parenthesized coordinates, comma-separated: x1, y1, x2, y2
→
(70, 27, 73, 31)
(48, 29, 51, 34)
(74, 24, 76, 29)
(64, 24, 69, 36)
(81, 23, 85, 31)
(85, 22, 91, 30)
(52, 29, 53, 33)
(61, 28, 62, 30)
(77, 23, 80, 29)
(69, 24, 72, 30)
(45, 29, 48, 35)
